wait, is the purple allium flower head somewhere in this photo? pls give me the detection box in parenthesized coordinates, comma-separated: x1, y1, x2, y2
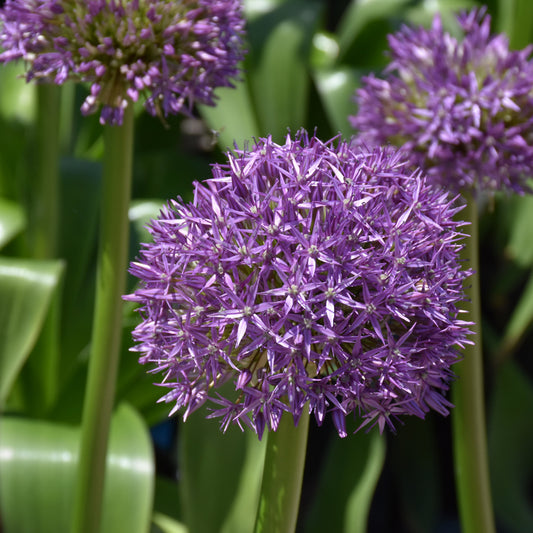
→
(126, 130, 472, 439)
(0, 0, 245, 125)
(351, 7, 533, 196)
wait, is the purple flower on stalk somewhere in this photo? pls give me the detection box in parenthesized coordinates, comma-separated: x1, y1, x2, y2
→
(126, 130, 471, 439)
(351, 8, 533, 195)
(0, 0, 245, 125)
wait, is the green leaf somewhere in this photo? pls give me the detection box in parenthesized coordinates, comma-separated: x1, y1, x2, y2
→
(199, 77, 261, 150)
(221, 430, 267, 533)
(129, 199, 164, 247)
(497, 0, 533, 49)
(178, 405, 266, 533)
(0, 198, 26, 249)
(504, 194, 533, 267)
(0, 62, 36, 123)
(488, 360, 533, 533)
(336, 0, 411, 58)
(404, 0, 475, 29)
(305, 426, 386, 533)
(498, 268, 533, 360)
(0, 403, 154, 533)
(0, 257, 63, 410)
(312, 66, 361, 137)
(152, 513, 188, 533)
(306, 427, 385, 532)
(246, 0, 323, 140)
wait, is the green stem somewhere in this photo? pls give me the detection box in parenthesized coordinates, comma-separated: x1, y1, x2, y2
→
(254, 410, 310, 533)
(71, 106, 135, 533)
(33, 83, 61, 259)
(24, 84, 63, 415)
(451, 196, 495, 533)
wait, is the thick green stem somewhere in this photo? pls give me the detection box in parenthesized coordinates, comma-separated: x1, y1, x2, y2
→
(451, 197, 495, 533)
(26, 84, 63, 414)
(254, 410, 310, 533)
(71, 106, 134, 533)
(33, 83, 61, 259)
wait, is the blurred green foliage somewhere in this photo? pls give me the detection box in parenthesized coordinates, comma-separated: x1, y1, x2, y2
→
(1, 0, 533, 531)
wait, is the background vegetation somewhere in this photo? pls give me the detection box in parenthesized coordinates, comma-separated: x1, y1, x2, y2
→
(1, 0, 533, 531)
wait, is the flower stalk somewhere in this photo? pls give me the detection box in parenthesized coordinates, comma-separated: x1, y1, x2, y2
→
(254, 411, 310, 533)
(71, 105, 135, 533)
(451, 196, 495, 533)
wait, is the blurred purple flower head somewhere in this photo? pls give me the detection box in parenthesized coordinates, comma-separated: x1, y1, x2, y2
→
(0, 0, 245, 125)
(126, 130, 471, 439)
(351, 8, 533, 196)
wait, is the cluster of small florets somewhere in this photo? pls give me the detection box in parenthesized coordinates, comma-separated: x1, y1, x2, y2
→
(351, 8, 533, 195)
(127, 131, 471, 439)
(0, 0, 245, 124)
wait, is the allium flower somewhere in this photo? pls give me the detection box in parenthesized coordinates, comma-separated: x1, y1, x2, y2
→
(0, 0, 245, 125)
(351, 8, 533, 195)
(127, 131, 471, 438)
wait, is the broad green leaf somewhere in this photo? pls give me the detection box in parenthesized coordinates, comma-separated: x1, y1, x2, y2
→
(336, 0, 411, 59)
(220, 430, 266, 533)
(244, 0, 288, 21)
(312, 66, 361, 137)
(129, 199, 164, 247)
(101, 404, 155, 533)
(0, 198, 25, 249)
(246, 0, 323, 140)
(305, 425, 385, 533)
(505, 194, 533, 267)
(0, 403, 154, 533)
(178, 404, 266, 533)
(0, 257, 63, 409)
(0, 62, 36, 123)
(152, 513, 188, 533)
(199, 77, 261, 151)
(498, 268, 533, 359)
(488, 360, 533, 533)
(405, 0, 475, 29)
(497, 0, 533, 49)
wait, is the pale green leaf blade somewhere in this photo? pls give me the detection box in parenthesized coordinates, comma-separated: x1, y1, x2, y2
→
(0, 198, 26, 249)
(498, 269, 533, 358)
(312, 66, 360, 137)
(101, 404, 155, 533)
(497, 0, 533, 49)
(199, 79, 261, 151)
(247, 0, 322, 140)
(336, 0, 411, 58)
(178, 405, 265, 533)
(0, 257, 63, 408)
(152, 513, 188, 533)
(0, 62, 36, 123)
(0, 404, 154, 533)
(505, 195, 533, 267)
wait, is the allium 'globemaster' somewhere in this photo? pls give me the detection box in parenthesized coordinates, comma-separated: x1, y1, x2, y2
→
(351, 8, 533, 195)
(0, 0, 245, 124)
(127, 131, 472, 439)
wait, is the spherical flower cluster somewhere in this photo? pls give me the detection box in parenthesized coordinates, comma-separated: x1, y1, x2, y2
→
(0, 0, 245, 125)
(351, 8, 533, 195)
(127, 131, 471, 439)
